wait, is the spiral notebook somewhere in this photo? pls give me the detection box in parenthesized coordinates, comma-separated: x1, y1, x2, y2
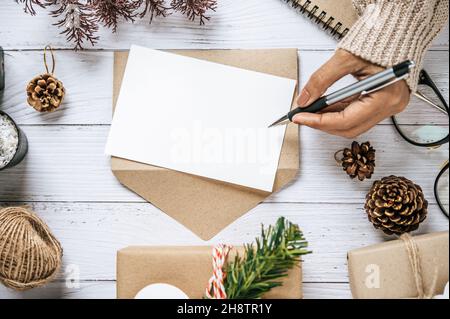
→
(284, 0, 359, 39)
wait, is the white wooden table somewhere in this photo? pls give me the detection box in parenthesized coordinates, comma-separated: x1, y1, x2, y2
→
(0, 1, 448, 299)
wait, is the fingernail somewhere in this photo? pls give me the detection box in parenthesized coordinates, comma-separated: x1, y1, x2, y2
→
(297, 89, 310, 107)
(292, 114, 303, 124)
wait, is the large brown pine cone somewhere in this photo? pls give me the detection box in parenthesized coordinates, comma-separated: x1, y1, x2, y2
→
(365, 176, 428, 235)
(340, 141, 376, 181)
(26, 73, 65, 112)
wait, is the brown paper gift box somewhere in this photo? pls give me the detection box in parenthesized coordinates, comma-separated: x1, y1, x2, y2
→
(348, 231, 449, 299)
(112, 49, 299, 240)
(117, 246, 303, 299)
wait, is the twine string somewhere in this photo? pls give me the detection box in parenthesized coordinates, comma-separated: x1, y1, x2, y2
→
(0, 207, 62, 290)
(43, 45, 56, 75)
(205, 244, 232, 299)
(400, 233, 438, 299)
(334, 149, 344, 165)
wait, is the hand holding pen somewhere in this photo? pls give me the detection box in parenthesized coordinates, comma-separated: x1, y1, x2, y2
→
(278, 50, 413, 138)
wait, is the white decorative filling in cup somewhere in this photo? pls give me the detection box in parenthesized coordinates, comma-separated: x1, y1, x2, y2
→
(0, 113, 19, 169)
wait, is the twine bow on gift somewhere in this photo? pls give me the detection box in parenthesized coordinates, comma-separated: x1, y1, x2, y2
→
(205, 244, 232, 299)
(400, 233, 439, 299)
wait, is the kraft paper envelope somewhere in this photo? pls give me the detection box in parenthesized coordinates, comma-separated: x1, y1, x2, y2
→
(117, 246, 303, 299)
(107, 46, 296, 192)
(112, 49, 299, 240)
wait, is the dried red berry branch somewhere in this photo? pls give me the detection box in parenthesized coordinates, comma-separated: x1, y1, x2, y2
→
(15, 0, 217, 49)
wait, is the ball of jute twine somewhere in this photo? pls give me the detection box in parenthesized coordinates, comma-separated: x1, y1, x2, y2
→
(0, 207, 63, 290)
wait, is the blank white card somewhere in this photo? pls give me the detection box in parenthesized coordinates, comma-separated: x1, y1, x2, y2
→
(105, 45, 297, 192)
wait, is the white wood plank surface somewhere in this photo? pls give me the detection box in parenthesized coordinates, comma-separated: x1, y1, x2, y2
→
(0, 51, 447, 125)
(0, 51, 113, 125)
(0, 125, 447, 204)
(0, 202, 446, 290)
(0, 281, 352, 299)
(0, 0, 448, 299)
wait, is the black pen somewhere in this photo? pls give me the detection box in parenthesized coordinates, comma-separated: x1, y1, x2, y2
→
(269, 60, 415, 127)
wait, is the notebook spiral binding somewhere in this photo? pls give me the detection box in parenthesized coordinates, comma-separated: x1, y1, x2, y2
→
(283, 0, 350, 39)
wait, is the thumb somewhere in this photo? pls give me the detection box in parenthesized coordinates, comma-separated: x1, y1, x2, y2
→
(297, 52, 354, 108)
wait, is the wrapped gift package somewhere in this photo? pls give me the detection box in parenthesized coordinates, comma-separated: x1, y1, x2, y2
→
(117, 246, 303, 299)
(348, 231, 449, 299)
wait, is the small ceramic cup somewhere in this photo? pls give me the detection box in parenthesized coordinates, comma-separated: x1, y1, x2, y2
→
(0, 110, 28, 171)
(0, 46, 4, 91)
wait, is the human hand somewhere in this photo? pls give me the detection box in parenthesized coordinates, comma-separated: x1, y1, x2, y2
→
(293, 49, 411, 138)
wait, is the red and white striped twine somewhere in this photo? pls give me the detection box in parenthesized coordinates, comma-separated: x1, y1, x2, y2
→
(205, 244, 232, 299)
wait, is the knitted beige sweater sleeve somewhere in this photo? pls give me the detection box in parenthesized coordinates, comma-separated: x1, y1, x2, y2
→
(338, 0, 449, 92)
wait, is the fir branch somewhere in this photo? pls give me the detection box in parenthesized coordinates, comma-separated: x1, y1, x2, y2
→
(137, 0, 171, 23)
(89, 0, 140, 33)
(49, 1, 99, 50)
(15, 0, 218, 49)
(171, 0, 217, 25)
(15, 0, 46, 15)
(221, 217, 311, 299)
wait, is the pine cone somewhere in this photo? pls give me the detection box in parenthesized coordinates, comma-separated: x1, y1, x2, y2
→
(365, 176, 428, 235)
(340, 141, 375, 181)
(26, 73, 65, 112)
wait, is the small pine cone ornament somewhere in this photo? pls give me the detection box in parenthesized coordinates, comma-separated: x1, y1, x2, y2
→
(26, 45, 65, 113)
(27, 74, 65, 112)
(337, 141, 375, 181)
(365, 176, 428, 235)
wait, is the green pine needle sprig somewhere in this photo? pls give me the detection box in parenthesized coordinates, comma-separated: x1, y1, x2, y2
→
(223, 217, 311, 299)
